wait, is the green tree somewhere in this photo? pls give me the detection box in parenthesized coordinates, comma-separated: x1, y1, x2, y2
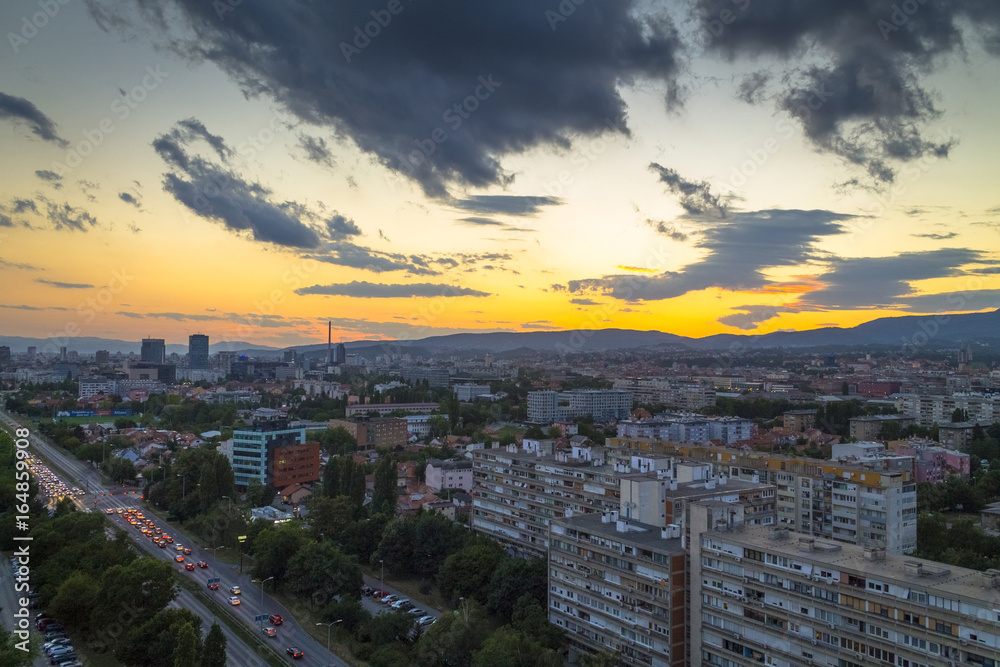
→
(174, 623, 200, 667)
(0, 627, 34, 666)
(471, 626, 562, 667)
(285, 541, 363, 607)
(427, 415, 450, 439)
(251, 523, 310, 582)
(245, 478, 275, 507)
(321, 426, 358, 455)
(511, 595, 564, 650)
(307, 495, 355, 541)
(487, 559, 547, 622)
(952, 408, 970, 423)
(48, 571, 99, 631)
(437, 541, 506, 605)
(200, 622, 227, 667)
(413, 600, 490, 667)
(116, 608, 201, 667)
(93, 557, 177, 630)
(198, 461, 220, 513)
(372, 456, 397, 514)
(579, 649, 624, 667)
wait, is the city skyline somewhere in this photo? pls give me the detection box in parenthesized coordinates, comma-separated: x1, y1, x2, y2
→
(2, 1, 1000, 348)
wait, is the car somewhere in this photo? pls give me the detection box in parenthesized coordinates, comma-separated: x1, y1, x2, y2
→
(175, 556, 184, 562)
(227, 596, 240, 606)
(408, 608, 425, 616)
(116, 508, 123, 513)
(185, 563, 195, 571)
(286, 647, 304, 659)
(417, 615, 436, 626)
(48, 652, 75, 664)
(45, 643, 72, 656)
(372, 589, 388, 600)
(269, 614, 283, 625)
(183, 548, 192, 555)
(262, 626, 277, 637)
(208, 582, 219, 590)
(390, 598, 411, 610)
(157, 542, 166, 548)
(381, 594, 399, 605)
(43, 638, 70, 648)
(196, 560, 208, 568)
(361, 585, 374, 596)
(42, 623, 64, 634)
(164, 536, 174, 543)
(175, 545, 184, 551)
(229, 586, 241, 595)
(104, 508, 113, 514)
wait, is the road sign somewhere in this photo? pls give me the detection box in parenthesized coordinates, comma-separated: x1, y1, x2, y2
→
(238, 535, 247, 542)
(208, 577, 220, 584)
(254, 614, 267, 623)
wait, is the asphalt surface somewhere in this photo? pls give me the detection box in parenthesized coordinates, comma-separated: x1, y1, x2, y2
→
(0, 409, 349, 667)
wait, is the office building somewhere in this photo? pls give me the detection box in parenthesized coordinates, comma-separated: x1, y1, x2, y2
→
(188, 334, 209, 369)
(400, 366, 450, 387)
(270, 441, 320, 488)
(345, 402, 440, 417)
(618, 415, 754, 445)
(454, 383, 491, 402)
(607, 439, 918, 554)
(783, 409, 818, 432)
(140, 338, 166, 364)
(127, 362, 176, 384)
(548, 512, 687, 666)
(334, 342, 346, 365)
(613, 377, 717, 410)
(0, 346, 10, 368)
(691, 511, 1000, 667)
(328, 417, 408, 451)
(59, 346, 67, 361)
(78, 376, 116, 399)
(848, 415, 916, 441)
(425, 459, 473, 492)
(527, 389, 633, 424)
(95, 350, 111, 365)
(231, 408, 307, 488)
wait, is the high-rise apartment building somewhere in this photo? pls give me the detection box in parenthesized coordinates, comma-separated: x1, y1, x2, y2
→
(188, 334, 209, 369)
(527, 389, 633, 424)
(140, 338, 166, 364)
(548, 512, 688, 666)
(690, 511, 1000, 667)
(608, 439, 918, 554)
(95, 350, 111, 365)
(0, 346, 10, 368)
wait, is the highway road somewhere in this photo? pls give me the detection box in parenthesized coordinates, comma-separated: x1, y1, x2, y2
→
(0, 408, 349, 666)
(99, 493, 348, 666)
(0, 410, 278, 666)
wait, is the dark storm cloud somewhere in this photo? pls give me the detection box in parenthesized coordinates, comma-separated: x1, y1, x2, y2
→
(911, 231, 957, 240)
(298, 133, 334, 167)
(649, 163, 729, 218)
(324, 214, 361, 240)
(119, 192, 141, 207)
(11, 199, 37, 215)
(304, 242, 440, 276)
(894, 289, 1000, 313)
(36, 279, 95, 289)
(35, 170, 63, 186)
(735, 71, 770, 104)
(718, 304, 797, 330)
(562, 209, 850, 300)
(647, 219, 690, 242)
(295, 281, 490, 298)
(86, 0, 682, 197)
(458, 217, 505, 227)
(801, 248, 991, 310)
(695, 0, 1000, 187)
(451, 195, 562, 216)
(0, 92, 68, 146)
(153, 120, 321, 248)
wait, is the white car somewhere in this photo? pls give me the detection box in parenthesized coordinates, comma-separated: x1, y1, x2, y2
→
(227, 596, 240, 606)
(417, 615, 436, 626)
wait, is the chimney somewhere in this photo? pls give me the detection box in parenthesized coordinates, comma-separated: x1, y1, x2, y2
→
(863, 547, 886, 561)
(904, 561, 922, 577)
(798, 537, 815, 551)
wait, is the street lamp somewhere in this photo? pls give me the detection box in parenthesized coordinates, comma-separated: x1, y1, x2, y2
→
(252, 576, 274, 605)
(315, 620, 342, 651)
(221, 495, 232, 512)
(207, 545, 227, 559)
(380, 559, 384, 592)
(176, 474, 186, 499)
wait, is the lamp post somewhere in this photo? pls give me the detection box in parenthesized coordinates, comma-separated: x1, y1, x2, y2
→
(222, 495, 232, 512)
(315, 620, 342, 651)
(380, 559, 384, 592)
(176, 473, 186, 499)
(207, 545, 227, 559)
(252, 576, 274, 606)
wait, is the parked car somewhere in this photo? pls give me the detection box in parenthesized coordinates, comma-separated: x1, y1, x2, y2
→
(381, 594, 399, 606)
(390, 598, 412, 610)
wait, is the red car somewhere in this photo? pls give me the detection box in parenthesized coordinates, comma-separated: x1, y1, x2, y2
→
(183, 548, 192, 555)
(196, 561, 208, 568)
(185, 563, 195, 571)
(269, 614, 283, 626)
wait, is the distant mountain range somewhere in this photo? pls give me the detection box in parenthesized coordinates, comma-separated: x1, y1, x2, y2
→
(3, 308, 998, 357)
